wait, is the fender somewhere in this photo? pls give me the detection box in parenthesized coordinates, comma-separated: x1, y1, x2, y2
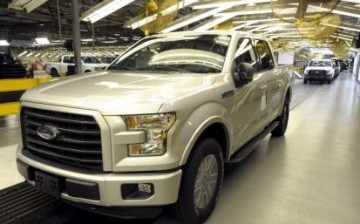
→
(277, 84, 292, 116)
(171, 102, 232, 166)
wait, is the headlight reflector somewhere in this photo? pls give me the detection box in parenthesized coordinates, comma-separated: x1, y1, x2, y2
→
(124, 113, 176, 156)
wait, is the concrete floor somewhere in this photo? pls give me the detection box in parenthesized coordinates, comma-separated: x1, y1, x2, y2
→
(0, 73, 359, 224)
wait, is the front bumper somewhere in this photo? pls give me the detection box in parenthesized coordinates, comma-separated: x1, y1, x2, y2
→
(304, 74, 331, 81)
(17, 151, 182, 207)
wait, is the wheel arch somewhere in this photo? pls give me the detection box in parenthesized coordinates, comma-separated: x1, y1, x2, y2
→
(179, 118, 231, 166)
(50, 67, 58, 73)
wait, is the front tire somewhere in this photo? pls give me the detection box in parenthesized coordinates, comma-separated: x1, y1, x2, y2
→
(172, 138, 224, 224)
(50, 68, 59, 77)
(272, 97, 290, 136)
(303, 79, 308, 84)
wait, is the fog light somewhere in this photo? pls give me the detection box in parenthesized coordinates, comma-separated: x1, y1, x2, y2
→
(138, 183, 152, 194)
(121, 183, 154, 200)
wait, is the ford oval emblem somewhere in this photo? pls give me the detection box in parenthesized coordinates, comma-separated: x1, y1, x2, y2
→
(37, 125, 61, 141)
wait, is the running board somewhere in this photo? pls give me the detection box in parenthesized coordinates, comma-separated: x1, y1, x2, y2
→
(228, 121, 280, 164)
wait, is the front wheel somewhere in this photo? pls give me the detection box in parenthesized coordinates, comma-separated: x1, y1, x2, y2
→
(50, 68, 59, 77)
(272, 97, 290, 136)
(172, 138, 224, 224)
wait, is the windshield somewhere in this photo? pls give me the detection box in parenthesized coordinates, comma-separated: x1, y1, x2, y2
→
(108, 35, 231, 73)
(309, 61, 331, 67)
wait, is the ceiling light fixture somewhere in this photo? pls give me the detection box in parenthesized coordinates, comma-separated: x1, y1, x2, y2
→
(192, 0, 271, 10)
(24, 0, 47, 12)
(8, 0, 48, 13)
(0, 40, 10, 46)
(191, 15, 234, 31)
(81, 0, 136, 23)
(18, 50, 28, 57)
(35, 37, 50, 45)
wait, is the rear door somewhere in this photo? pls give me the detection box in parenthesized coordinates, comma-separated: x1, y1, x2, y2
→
(254, 39, 282, 124)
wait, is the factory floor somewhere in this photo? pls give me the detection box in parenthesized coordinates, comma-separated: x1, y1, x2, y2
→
(0, 73, 359, 224)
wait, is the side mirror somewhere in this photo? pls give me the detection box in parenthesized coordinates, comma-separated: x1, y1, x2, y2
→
(234, 62, 254, 87)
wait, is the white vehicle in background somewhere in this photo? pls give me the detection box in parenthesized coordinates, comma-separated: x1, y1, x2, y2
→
(45, 55, 109, 76)
(304, 59, 336, 84)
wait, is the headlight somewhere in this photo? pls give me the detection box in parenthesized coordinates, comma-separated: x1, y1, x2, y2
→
(304, 70, 309, 74)
(123, 113, 176, 156)
(326, 70, 333, 75)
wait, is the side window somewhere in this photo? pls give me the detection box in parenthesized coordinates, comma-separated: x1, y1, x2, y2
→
(234, 38, 258, 72)
(63, 56, 70, 63)
(254, 40, 274, 71)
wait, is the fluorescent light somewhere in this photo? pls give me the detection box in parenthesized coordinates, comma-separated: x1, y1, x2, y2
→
(125, 0, 200, 30)
(0, 40, 10, 46)
(8, 0, 31, 9)
(18, 50, 28, 57)
(233, 21, 257, 30)
(81, 38, 94, 42)
(192, 0, 271, 9)
(35, 37, 50, 45)
(322, 23, 360, 32)
(191, 15, 234, 31)
(81, 0, 135, 23)
(248, 24, 269, 32)
(162, 4, 238, 33)
(24, 0, 47, 12)
(26, 52, 34, 57)
(215, 8, 273, 17)
(330, 35, 353, 41)
(8, 0, 47, 12)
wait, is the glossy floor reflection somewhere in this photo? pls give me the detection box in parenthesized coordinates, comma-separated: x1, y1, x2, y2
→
(207, 73, 360, 224)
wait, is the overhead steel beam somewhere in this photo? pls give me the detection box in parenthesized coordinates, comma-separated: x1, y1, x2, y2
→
(71, 0, 82, 74)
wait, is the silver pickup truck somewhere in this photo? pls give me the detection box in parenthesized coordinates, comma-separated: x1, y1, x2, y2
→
(17, 31, 292, 224)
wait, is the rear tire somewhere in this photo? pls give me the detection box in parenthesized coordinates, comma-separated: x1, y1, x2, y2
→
(172, 138, 224, 224)
(272, 97, 290, 136)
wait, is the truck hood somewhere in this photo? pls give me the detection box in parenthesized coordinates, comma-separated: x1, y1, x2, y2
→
(305, 66, 332, 72)
(21, 71, 216, 115)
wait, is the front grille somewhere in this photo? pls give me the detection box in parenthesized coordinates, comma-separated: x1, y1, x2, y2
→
(310, 70, 326, 75)
(21, 107, 103, 171)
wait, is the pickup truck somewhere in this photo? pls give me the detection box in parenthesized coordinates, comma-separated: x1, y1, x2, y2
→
(45, 55, 109, 76)
(17, 31, 292, 224)
(304, 59, 336, 84)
